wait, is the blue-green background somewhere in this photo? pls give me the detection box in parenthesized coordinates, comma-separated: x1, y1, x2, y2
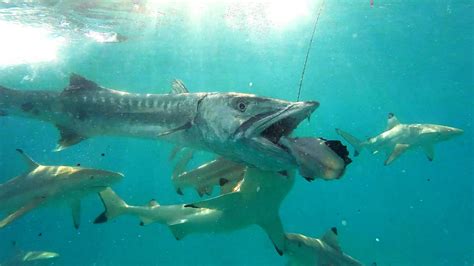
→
(0, 1, 472, 265)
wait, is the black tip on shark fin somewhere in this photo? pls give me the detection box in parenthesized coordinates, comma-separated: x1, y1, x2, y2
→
(176, 188, 184, 195)
(273, 242, 283, 256)
(93, 212, 108, 224)
(184, 204, 199, 209)
(388, 112, 394, 118)
(331, 227, 338, 235)
(304, 177, 314, 182)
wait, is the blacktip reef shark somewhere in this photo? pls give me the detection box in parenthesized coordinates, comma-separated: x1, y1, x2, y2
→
(336, 113, 463, 165)
(94, 167, 295, 255)
(0, 74, 318, 172)
(284, 228, 363, 266)
(1, 250, 59, 266)
(0, 149, 123, 229)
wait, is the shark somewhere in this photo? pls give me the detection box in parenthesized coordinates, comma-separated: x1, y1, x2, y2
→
(172, 156, 246, 196)
(0, 74, 318, 172)
(0, 149, 123, 229)
(1, 251, 59, 266)
(284, 228, 363, 266)
(336, 113, 463, 165)
(94, 167, 295, 255)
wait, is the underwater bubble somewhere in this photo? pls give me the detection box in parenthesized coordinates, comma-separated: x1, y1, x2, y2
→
(341, 220, 347, 226)
(375, 238, 380, 242)
(249, 82, 253, 87)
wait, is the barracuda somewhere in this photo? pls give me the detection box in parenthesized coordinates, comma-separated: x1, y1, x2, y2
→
(0, 74, 318, 171)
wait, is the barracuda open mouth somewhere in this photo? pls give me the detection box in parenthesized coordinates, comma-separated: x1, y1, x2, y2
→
(250, 101, 319, 149)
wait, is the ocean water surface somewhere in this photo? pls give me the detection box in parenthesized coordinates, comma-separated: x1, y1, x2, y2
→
(0, 0, 472, 265)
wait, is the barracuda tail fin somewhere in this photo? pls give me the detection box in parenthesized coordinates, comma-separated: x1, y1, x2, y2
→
(94, 188, 128, 223)
(335, 128, 365, 156)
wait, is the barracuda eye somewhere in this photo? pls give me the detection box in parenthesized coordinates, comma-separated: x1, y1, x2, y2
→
(237, 102, 247, 112)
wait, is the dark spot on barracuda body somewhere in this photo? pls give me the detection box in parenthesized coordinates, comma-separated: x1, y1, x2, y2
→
(38, 233, 42, 237)
(331, 227, 338, 235)
(219, 178, 229, 186)
(184, 204, 199, 208)
(278, 171, 288, 177)
(76, 110, 88, 121)
(21, 102, 34, 112)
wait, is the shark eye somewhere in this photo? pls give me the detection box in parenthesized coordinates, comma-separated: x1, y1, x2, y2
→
(237, 102, 247, 112)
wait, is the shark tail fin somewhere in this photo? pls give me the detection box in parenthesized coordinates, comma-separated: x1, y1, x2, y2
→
(94, 188, 128, 224)
(335, 128, 364, 156)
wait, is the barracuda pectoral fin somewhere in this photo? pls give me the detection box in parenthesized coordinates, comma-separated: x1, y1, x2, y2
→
(0, 197, 45, 229)
(157, 121, 192, 137)
(54, 126, 87, 151)
(384, 144, 410, 165)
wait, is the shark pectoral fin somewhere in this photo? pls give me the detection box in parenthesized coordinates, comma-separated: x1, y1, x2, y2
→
(171, 79, 189, 94)
(71, 200, 81, 229)
(167, 219, 190, 240)
(15, 149, 40, 171)
(157, 122, 192, 137)
(258, 216, 286, 256)
(55, 126, 87, 151)
(385, 144, 410, 165)
(185, 192, 242, 210)
(0, 198, 45, 229)
(321, 227, 342, 253)
(422, 145, 435, 161)
(171, 148, 194, 180)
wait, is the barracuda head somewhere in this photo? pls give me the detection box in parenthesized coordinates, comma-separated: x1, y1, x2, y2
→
(195, 93, 319, 171)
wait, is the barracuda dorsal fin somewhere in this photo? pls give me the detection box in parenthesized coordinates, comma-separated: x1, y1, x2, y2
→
(65, 74, 102, 92)
(16, 149, 39, 171)
(321, 227, 341, 253)
(171, 79, 189, 94)
(54, 126, 87, 151)
(386, 113, 400, 130)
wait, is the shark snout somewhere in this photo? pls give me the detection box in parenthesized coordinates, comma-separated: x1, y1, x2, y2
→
(79, 168, 124, 185)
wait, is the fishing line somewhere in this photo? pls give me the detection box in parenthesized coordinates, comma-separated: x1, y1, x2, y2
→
(297, 0, 325, 101)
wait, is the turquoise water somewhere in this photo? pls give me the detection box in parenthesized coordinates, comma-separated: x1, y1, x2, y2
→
(0, 0, 472, 265)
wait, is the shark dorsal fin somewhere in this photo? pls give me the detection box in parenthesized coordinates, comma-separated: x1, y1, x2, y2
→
(171, 79, 189, 94)
(16, 149, 40, 170)
(321, 227, 341, 252)
(386, 113, 400, 130)
(148, 199, 160, 207)
(66, 74, 102, 92)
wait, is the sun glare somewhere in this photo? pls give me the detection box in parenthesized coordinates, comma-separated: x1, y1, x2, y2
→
(0, 21, 65, 67)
